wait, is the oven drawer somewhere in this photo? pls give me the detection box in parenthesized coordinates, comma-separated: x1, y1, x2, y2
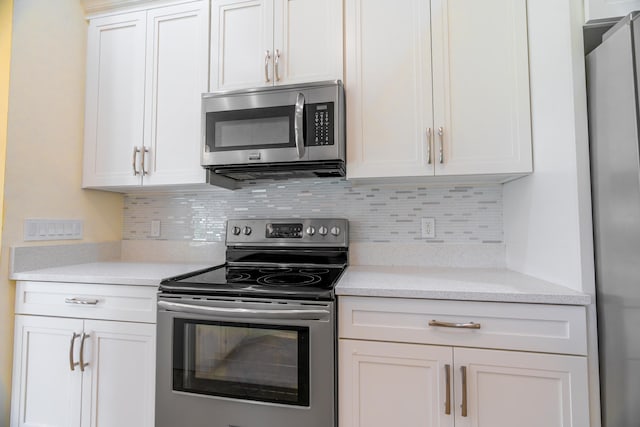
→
(15, 281, 158, 323)
(338, 296, 587, 355)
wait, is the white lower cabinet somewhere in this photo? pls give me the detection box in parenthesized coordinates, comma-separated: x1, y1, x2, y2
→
(339, 296, 590, 427)
(10, 282, 157, 427)
(340, 340, 452, 427)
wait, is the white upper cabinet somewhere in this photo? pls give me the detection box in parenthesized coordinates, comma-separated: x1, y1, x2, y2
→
(211, 0, 274, 90)
(211, 0, 343, 91)
(432, 0, 532, 176)
(585, 0, 640, 22)
(273, 0, 344, 85)
(345, 0, 434, 178)
(142, 3, 209, 186)
(345, 0, 532, 181)
(83, 1, 208, 189)
(83, 12, 147, 187)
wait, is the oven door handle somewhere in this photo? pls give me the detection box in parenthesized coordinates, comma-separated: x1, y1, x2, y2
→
(158, 300, 330, 321)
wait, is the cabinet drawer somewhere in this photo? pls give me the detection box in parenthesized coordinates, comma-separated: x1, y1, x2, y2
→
(339, 296, 587, 355)
(15, 281, 157, 323)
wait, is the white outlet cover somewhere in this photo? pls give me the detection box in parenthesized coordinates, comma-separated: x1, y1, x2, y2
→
(421, 217, 436, 239)
(150, 220, 161, 238)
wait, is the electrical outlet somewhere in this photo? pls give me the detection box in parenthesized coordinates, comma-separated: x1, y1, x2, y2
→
(421, 217, 435, 239)
(150, 220, 161, 238)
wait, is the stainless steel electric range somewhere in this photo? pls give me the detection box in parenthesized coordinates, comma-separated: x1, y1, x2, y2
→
(156, 218, 348, 427)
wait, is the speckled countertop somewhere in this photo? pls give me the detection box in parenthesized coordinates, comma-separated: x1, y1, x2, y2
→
(335, 266, 591, 305)
(10, 262, 212, 286)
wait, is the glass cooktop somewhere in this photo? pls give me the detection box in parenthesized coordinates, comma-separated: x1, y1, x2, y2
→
(159, 264, 346, 301)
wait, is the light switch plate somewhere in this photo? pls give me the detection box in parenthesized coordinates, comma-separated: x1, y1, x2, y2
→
(24, 219, 83, 241)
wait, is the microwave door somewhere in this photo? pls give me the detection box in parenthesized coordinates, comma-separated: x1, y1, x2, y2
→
(202, 91, 309, 166)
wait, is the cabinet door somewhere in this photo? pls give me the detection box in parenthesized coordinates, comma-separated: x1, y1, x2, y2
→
(83, 12, 146, 187)
(339, 339, 454, 427)
(453, 348, 590, 427)
(143, 1, 208, 186)
(586, 0, 640, 22)
(345, 0, 434, 179)
(211, 0, 274, 90)
(273, 0, 343, 85)
(10, 315, 84, 427)
(80, 320, 156, 427)
(431, 0, 532, 176)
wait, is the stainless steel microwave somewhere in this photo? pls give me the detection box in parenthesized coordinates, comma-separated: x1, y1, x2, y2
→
(201, 80, 345, 189)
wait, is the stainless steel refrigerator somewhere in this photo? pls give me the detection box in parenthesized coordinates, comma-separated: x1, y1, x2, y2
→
(587, 11, 640, 427)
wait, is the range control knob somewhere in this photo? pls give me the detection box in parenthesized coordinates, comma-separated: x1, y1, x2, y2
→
(318, 226, 328, 236)
(330, 226, 341, 236)
(243, 226, 252, 236)
(232, 226, 242, 236)
(306, 226, 316, 236)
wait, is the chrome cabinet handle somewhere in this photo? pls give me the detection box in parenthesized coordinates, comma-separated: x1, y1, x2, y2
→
(426, 128, 432, 164)
(79, 333, 90, 372)
(438, 127, 444, 164)
(264, 50, 271, 83)
(461, 366, 468, 417)
(69, 332, 80, 371)
(65, 297, 99, 305)
(429, 320, 481, 329)
(132, 146, 141, 176)
(141, 146, 149, 176)
(444, 364, 451, 415)
(275, 49, 281, 82)
(294, 92, 305, 159)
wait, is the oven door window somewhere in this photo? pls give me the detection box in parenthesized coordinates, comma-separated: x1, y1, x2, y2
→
(205, 105, 296, 152)
(173, 319, 310, 406)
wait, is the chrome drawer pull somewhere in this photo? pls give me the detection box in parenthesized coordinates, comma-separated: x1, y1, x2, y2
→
(79, 333, 90, 372)
(444, 364, 451, 415)
(438, 126, 444, 164)
(429, 320, 481, 329)
(132, 146, 141, 176)
(264, 50, 271, 83)
(275, 49, 281, 82)
(461, 365, 468, 417)
(69, 332, 80, 371)
(65, 297, 100, 305)
(426, 127, 432, 164)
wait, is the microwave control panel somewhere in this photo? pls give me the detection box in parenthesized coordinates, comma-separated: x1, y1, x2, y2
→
(306, 102, 334, 146)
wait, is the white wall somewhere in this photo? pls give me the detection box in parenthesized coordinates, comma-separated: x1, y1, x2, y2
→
(0, 1, 123, 424)
(504, 0, 595, 295)
(503, 0, 599, 424)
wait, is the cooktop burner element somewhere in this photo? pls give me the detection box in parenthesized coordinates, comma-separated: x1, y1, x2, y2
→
(159, 218, 349, 301)
(257, 272, 322, 286)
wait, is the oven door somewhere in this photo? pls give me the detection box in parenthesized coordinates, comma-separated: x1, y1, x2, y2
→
(156, 296, 336, 427)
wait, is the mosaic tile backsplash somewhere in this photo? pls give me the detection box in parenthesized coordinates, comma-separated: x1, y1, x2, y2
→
(123, 179, 503, 243)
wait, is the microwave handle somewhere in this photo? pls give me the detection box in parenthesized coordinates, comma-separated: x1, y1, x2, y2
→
(295, 92, 305, 159)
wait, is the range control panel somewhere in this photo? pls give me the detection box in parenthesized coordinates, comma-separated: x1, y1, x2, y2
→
(226, 218, 348, 247)
(306, 102, 335, 146)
